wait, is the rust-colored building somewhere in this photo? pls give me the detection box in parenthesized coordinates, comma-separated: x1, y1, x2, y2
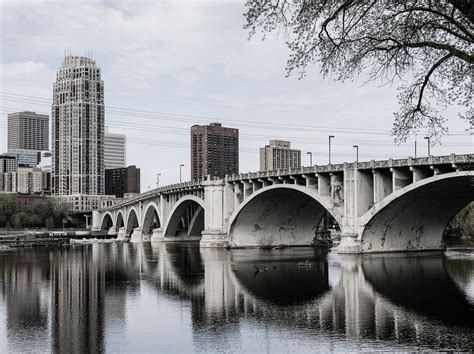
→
(191, 123, 239, 180)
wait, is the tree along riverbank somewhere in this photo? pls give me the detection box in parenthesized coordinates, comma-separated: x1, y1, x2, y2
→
(0, 194, 76, 230)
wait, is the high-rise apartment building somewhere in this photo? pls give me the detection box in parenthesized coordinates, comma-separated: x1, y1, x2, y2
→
(260, 140, 301, 171)
(104, 129, 126, 169)
(51, 55, 105, 195)
(0, 155, 17, 173)
(7, 111, 49, 151)
(191, 123, 239, 180)
(105, 165, 140, 197)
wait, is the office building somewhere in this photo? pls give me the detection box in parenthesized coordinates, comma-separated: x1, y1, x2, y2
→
(191, 123, 239, 180)
(0, 155, 17, 173)
(105, 165, 140, 197)
(260, 140, 301, 171)
(104, 129, 126, 169)
(7, 111, 49, 151)
(5, 149, 41, 168)
(51, 55, 105, 195)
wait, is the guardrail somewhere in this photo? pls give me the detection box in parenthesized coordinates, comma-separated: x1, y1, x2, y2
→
(100, 154, 473, 211)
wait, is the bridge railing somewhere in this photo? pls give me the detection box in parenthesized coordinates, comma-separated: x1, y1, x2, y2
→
(226, 154, 473, 181)
(99, 154, 472, 211)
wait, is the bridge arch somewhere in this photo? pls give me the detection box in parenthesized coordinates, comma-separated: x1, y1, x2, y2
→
(142, 203, 162, 236)
(163, 195, 205, 238)
(228, 184, 343, 247)
(100, 212, 114, 231)
(360, 171, 473, 252)
(116, 211, 125, 231)
(126, 207, 140, 235)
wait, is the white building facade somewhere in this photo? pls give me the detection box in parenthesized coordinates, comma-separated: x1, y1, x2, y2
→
(104, 129, 126, 169)
(51, 55, 105, 196)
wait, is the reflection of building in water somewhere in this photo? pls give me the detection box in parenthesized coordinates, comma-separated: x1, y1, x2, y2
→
(50, 246, 105, 353)
(0, 249, 49, 350)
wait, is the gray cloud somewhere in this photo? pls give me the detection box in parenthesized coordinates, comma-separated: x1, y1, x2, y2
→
(1, 0, 472, 189)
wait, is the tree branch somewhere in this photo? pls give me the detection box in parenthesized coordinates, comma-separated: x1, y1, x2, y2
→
(416, 53, 454, 112)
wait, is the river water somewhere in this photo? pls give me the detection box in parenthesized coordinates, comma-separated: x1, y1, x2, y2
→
(0, 243, 472, 352)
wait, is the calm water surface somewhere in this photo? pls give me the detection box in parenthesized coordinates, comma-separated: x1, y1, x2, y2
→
(0, 243, 473, 352)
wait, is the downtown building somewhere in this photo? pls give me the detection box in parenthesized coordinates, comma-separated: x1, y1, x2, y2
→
(191, 123, 239, 180)
(104, 128, 126, 169)
(51, 55, 105, 196)
(7, 111, 50, 169)
(105, 165, 140, 198)
(8, 111, 49, 151)
(260, 140, 301, 171)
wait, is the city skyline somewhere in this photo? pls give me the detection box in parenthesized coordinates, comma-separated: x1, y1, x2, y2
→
(1, 0, 472, 190)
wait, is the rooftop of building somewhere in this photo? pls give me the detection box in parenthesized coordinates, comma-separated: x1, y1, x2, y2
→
(61, 55, 98, 68)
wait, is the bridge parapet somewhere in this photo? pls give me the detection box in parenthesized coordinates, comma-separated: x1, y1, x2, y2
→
(227, 164, 346, 182)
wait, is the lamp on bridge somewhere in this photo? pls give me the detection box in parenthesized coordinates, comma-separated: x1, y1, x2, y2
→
(328, 135, 335, 165)
(156, 173, 161, 188)
(180, 164, 184, 183)
(306, 151, 313, 167)
(353, 145, 359, 164)
(424, 136, 431, 157)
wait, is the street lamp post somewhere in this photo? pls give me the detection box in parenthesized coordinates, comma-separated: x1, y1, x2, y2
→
(353, 145, 359, 164)
(328, 135, 335, 164)
(306, 151, 313, 167)
(156, 173, 161, 188)
(414, 135, 417, 159)
(424, 136, 430, 156)
(179, 164, 184, 183)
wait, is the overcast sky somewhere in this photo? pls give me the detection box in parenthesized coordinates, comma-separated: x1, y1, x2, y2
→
(0, 0, 472, 190)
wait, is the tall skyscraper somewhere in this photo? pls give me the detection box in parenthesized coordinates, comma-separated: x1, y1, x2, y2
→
(104, 129, 126, 169)
(7, 111, 49, 151)
(260, 140, 301, 171)
(191, 123, 239, 180)
(51, 55, 105, 195)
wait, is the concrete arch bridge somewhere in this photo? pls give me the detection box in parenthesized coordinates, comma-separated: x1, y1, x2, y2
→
(92, 154, 474, 253)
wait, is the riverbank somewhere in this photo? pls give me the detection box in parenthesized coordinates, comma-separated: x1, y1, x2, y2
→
(0, 229, 113, 248)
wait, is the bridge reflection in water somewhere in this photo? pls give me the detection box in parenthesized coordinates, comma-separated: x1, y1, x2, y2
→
(0, 244, 472, 352)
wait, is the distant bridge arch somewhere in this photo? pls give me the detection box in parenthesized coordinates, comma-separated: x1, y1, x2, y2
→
(100, 212, 114, 231)
(126, 207, 140, 236)
(116, 211, 125, 231)
(163, 195, 205, 239)
(142, 202, 162, 237)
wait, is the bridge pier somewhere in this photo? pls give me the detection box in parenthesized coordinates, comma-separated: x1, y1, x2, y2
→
(200, 230, 229, 248)
(338, 235, 362, 254)
(130, 227, 151, 242)
(151, 228, 164, 242)
(117, 227, 128, 242)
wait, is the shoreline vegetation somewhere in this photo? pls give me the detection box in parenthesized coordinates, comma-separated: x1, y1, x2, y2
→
(0, 194, 72, 230)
